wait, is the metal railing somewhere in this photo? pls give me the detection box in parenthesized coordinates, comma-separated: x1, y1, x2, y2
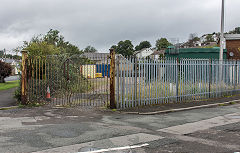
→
(116, 57, 240, 109)
(25, 55, 110, 107)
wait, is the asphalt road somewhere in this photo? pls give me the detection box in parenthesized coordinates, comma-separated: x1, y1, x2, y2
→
(0, 75, 19, 107)
(0, 88, 17, 107)
(0, 102, 240, 153)
(5, 75, 19, 82)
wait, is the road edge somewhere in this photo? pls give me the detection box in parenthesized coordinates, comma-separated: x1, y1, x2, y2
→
(122, 99, 240, 115)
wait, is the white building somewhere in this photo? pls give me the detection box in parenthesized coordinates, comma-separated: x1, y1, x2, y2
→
(1, 58, 19, 75)
(134, 48, 154, 58)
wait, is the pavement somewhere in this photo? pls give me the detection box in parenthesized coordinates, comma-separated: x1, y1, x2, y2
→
(0, 102, 240, 153)
(4, 75, 19, 82)
(0, 75, 19, 108)
(0, 88, 17, 107)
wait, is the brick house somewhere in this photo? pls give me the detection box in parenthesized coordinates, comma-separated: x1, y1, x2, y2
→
(225, 34, 240, 59)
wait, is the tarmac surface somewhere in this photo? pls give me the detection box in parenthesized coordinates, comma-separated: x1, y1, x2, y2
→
(0, 75, 19, 108)
(0, 88, 17, 107)
(0, 102, 240, 153)
(4, 75, 19, 82)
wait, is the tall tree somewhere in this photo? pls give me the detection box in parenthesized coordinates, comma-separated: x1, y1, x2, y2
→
(135, 41, 151, 51)
(44, 29, 82, 55)
(156, 38, 172, 50)
(22, 29, 82, 57)
(23, 40, 60, 57)
(112, 40, 134, 56)
(187, 33, 200, 47)
(229, 27, 240, 34)
(0, 51, 4, 58)
(205, 34, 214, 42)
(84, 46, 97, 53)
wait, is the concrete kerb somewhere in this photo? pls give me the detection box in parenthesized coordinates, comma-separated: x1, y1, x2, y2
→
(122, 99, 240, 115)
(1, 100, 240, 115)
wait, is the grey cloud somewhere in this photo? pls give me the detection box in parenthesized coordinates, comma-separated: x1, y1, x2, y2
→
(0, 0, 239, 52)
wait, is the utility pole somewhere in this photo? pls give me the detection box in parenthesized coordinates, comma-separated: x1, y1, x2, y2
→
(3, 48, 6, 61)
(219, 0, 225, 60)
(219, 0, 225, 91)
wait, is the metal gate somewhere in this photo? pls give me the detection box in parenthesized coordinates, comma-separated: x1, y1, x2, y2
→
(26, 55, 110, 107)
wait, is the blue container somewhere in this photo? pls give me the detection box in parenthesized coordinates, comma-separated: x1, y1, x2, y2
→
(96, 64, 110, 77)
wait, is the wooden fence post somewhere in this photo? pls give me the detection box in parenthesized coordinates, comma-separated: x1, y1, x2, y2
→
(110, 48, 116, 109)
(21, 50, 28, 104)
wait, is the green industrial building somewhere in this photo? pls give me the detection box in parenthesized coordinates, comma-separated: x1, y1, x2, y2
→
(165, 47, 227, 59)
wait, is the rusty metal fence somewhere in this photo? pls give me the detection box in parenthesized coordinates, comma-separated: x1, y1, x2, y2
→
(25, 55, 110, 107)
(21, 50, 240, 110)
(116, 57, 240, 109)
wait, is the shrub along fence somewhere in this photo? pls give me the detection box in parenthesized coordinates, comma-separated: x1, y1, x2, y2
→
(21, 51, 111, 107)
(115, 56, 240, 109)
(20, 49, 240, 109)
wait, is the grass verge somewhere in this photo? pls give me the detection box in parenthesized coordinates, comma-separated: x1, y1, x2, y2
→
(0, 80, 19, 91)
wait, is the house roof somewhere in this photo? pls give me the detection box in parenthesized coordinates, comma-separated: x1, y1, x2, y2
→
(151, 50, 165, 55)
(167, 46, 175, 49)
(225, 34, 240, 40)
(134, 48, 152, 55)
(82, 52, 125, 61)
(1, 58, 16, 64)
(165, 48, 227, 54)
(82, 53, 109, 61)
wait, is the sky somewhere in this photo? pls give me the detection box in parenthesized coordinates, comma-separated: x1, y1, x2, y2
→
(0, 0, 240, 54)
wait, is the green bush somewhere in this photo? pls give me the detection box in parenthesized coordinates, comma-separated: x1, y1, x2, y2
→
(26, 56, 93, 104)
(14, 75, 22, 103)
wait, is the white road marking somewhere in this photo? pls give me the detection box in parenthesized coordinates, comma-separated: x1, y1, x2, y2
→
(158, 113, 240, 135)
(78, 143, 149, 153)
(32, 133, 163, 153)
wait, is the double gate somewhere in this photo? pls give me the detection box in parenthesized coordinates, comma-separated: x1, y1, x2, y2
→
(22, 51, 240, 110)
(25, 55, 110, 107)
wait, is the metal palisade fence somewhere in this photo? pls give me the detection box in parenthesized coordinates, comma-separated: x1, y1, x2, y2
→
(21, 51, 240, 110)
(25, 54, 110, 107)
(116, 56, 240, 109)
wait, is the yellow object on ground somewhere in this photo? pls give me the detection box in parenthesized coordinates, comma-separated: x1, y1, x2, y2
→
(82, 65, 96, 79)
(96, 73, 103, 78)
